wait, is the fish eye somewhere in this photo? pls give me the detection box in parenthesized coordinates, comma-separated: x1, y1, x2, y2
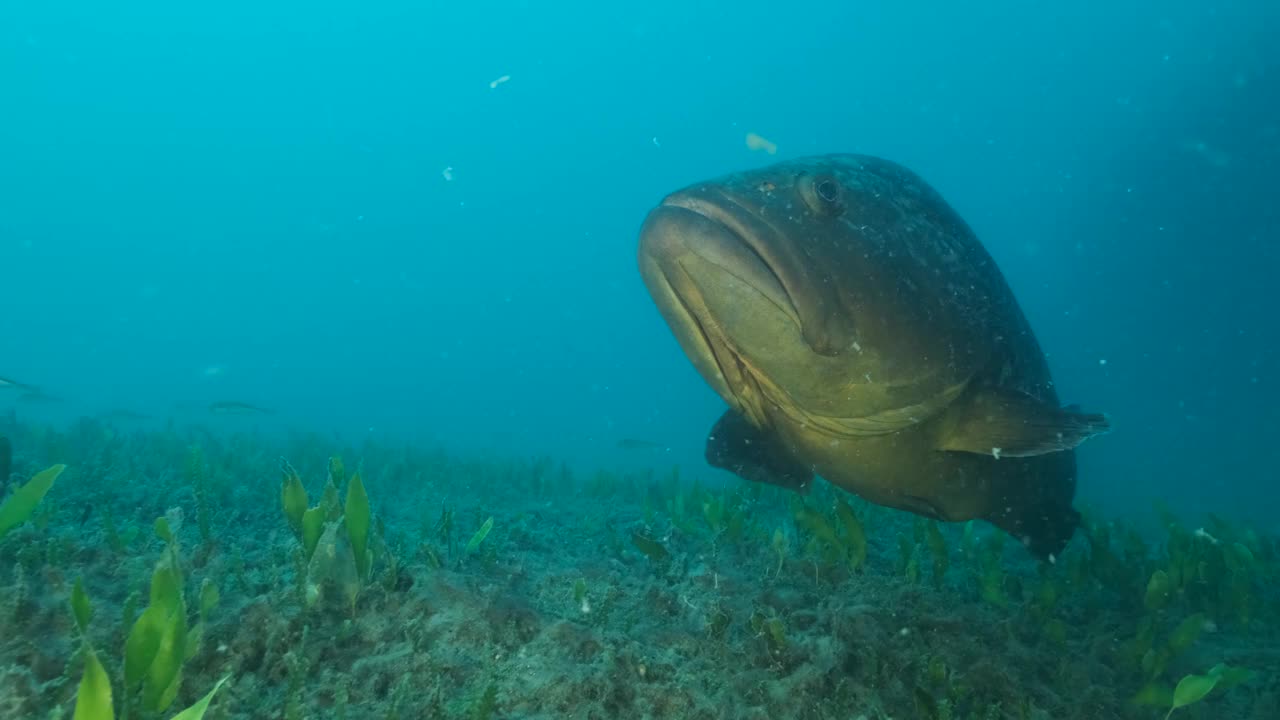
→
(799, 173, 844, 216)
(816, 179, 839, 203)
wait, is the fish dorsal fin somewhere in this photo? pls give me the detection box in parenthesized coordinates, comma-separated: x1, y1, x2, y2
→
(936, 386, 1111, 457)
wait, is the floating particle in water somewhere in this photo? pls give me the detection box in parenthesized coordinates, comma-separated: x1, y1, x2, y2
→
(652, 137, 661, 147)
(489, 74, 511, 89)
(1194, 527, 1220, 545)
(1181, 139, 1231, 168)
(745, 132, 777, 155)
(442, 167, 454, 181)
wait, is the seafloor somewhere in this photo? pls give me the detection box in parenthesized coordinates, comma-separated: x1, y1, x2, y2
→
(0, 417, 1275, 719)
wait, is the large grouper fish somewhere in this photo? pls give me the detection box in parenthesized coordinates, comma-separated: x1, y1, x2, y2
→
(637, 154, 1110, 558)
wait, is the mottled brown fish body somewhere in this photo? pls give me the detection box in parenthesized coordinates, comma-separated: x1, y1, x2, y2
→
(767, 401, 1080, 548)
(638, 154, 1109, 557)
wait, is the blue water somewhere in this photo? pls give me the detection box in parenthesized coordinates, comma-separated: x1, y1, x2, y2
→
(2, 1, 1276, 528)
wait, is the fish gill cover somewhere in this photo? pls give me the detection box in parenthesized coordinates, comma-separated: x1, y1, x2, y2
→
(0, 0, 1277, 718)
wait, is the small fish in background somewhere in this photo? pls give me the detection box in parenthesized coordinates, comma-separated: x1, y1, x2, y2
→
(617, 438, 669, 451)
(100, 409, 153, 422)
(745, 132, 778, 155)
(0, 434, 10, 496)
(209, 401, 275, 416)
(0, 376, 36, 392)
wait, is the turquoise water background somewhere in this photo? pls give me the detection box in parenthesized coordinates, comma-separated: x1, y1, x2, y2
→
(2, 1, 1277, 526)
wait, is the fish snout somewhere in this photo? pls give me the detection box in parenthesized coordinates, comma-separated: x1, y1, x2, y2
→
(637, 202, 715, 266)
(639, 198, 799, 336)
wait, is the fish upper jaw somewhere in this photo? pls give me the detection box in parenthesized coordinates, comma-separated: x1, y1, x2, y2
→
(644, 192, 800, 331)
(656, 187, 855, 359)
(637, 204, 780, 428)
(637, 206, 736, 405)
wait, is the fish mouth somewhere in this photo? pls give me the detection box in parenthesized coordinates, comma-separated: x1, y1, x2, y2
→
(637, 191, 801, 421)
(652, 190, 801, 330)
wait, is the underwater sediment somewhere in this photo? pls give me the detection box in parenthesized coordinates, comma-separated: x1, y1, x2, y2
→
(0, 419, 1275, 719)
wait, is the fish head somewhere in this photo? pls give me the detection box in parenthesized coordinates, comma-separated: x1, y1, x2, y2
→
(638, 154, 991, 428)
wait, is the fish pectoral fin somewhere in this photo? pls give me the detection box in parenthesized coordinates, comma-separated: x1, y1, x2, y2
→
(936, 386, 1111, 458)
(705, 408, 814, 493)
